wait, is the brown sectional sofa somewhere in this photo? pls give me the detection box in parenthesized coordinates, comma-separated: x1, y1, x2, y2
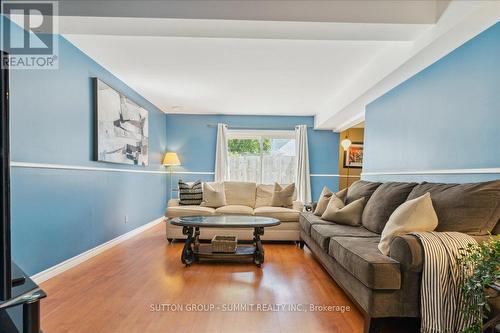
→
(299, 179, 500, 333)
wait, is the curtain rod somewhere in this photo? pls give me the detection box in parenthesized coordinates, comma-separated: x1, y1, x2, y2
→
(206, 124, 313, 130)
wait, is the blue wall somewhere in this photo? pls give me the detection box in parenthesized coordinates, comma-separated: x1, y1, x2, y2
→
(364, 22, 500, 183)
(165, 114, 340, 200)
(5, 16, 339, 276)
(8, 31, 168, 275)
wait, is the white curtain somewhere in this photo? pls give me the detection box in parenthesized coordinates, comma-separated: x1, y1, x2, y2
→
(295, 125, 311, 203)
(214, 123, 229, 182)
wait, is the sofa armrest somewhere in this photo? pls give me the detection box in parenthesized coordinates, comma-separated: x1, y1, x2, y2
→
(390, 233, 492, 273)
(168, 199, 180, 207)
(389, 235, 424, 273)
(292, 201, 304, 212)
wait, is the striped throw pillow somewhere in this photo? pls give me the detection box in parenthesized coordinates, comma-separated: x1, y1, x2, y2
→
(179, 180, 203, 205)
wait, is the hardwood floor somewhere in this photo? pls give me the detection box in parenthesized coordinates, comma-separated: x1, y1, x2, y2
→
(40, 223, 367, 333)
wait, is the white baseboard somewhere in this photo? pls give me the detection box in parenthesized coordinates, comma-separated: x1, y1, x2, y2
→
(31, 217, 165, 284)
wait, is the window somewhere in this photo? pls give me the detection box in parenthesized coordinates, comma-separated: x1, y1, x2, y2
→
(227, 130, 296, 184)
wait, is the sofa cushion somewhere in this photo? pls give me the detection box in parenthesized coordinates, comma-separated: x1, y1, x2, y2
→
(345, 180, 382, 205)
(271, 183, 295, 207)
(223, 181, 256, 207)
(178, 180, 203, 205)
(313, 186, 333, 216)
(255, 184, 274, 207)
(166, 205, 215, 218)
(336, 188, 347, 202)
(201, 182, 227, 208)
(378, 193, 438, 255)
(311, 223, 379, 251)
(407, 180, 500, 235)
(329, 237, 401, 290)
(254, 206, 299, 222)
(362, 182, 418, 233)
(299, 212, 331, 235)
(215, 205, 254, 215)
(322, 197, 365, 226)
(313, 187, 347, 216)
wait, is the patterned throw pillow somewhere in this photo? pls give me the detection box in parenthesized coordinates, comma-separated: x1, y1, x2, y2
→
(178, 180, 203, 205)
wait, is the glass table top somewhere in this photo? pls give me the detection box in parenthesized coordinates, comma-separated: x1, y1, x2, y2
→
(170, 215, 281, 228)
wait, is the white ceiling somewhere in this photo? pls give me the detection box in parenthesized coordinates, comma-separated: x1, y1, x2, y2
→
(65, 34, 407, 116)
(54, 0, 500, 130)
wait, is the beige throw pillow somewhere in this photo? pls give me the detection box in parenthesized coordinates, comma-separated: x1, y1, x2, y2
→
(200, 182, 226, 208)
(336, 188, 347, 202)
(378, 192, 438, 255)
(314, 187, 348, 216)
(271, 183, 295, 207)
(321, 196, 365, 226)
(255, 184, 274, 208)
(313, 186, 333, 216)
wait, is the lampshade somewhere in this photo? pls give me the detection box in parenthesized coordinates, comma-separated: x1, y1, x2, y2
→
(341, 138, 352, 151)
(162, 152, 181, 166)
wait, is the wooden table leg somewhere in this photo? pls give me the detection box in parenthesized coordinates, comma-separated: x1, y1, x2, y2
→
(253, 227, 264, 267)
(181, 226, 195, 266)
(194, 227, 200, 252)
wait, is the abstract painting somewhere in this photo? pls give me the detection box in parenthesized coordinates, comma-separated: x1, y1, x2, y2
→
(343, 142, 363, 169)
(93, 78, 149, 166)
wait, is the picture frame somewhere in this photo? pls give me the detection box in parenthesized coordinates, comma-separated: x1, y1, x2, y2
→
(343, 142, 363, 169)
(93, 78, 149, 166)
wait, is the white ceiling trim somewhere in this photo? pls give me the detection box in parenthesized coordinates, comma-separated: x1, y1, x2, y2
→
(57, 0, 440, 24)
(59, 16, 431, 41)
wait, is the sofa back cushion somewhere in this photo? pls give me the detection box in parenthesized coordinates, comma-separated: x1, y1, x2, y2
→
(345, 180, 382, 205)
(362, 182, 418, 233)
(223, 181, 257, 207)
(255, 184, 274, 207)
(406, 180, 500, 235)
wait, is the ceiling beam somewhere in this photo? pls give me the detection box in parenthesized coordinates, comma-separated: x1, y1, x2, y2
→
(57, 0, 439, 24)
(314, 0, 500, 131)
(59, 17, 431, 41)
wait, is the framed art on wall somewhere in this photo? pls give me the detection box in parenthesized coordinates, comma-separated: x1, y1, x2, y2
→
(93, 78, 149, 166)
(343, 142, 363, 169)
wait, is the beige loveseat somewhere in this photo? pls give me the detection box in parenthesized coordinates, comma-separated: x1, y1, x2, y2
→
(165, 181, 304, 241)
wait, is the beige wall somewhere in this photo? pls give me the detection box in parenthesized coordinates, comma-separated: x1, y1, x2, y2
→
(338, 128, 364, 190)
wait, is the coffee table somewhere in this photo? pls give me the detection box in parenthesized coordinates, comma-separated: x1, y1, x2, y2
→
(170, 215, 280, 267)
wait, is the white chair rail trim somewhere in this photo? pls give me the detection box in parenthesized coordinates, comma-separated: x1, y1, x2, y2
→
(11, 161, 169, 174)
(362, 168, 500, 176)
(15, 163, 497, 177)
(10, 163, 348, 177)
